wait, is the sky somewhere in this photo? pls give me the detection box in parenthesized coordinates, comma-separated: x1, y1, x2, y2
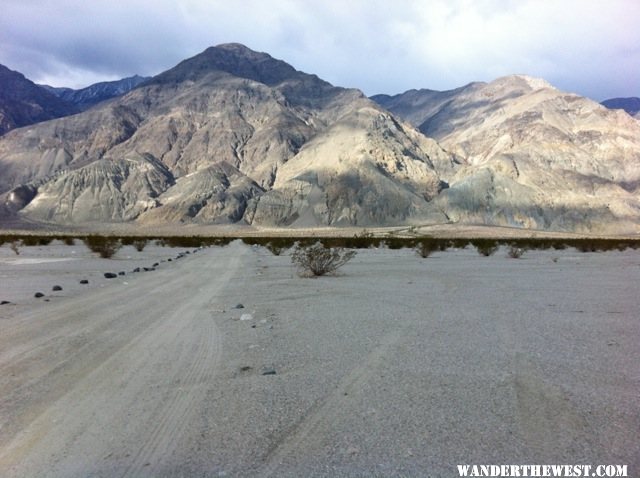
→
(1, 0, 638, 101)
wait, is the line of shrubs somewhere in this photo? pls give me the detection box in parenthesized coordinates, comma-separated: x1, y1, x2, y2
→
(1, 234, 639, 258)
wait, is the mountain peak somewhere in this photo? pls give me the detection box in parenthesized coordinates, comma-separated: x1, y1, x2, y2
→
(492, 74, 554, 91)
(151, 43, 306, 88)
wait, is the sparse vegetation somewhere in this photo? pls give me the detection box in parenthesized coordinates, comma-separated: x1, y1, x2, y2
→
(0, 233, 638, 258)
(83, 236, 122, 259)
(473, 239, 499, 256)
(507, 245, 526, 258)
(291, 242, 357, 276)
(132, 239, 148, 252)
(9, 241, 20, 255)
(416, 239, 438, 258)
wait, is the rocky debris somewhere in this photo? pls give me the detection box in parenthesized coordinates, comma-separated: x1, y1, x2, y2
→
(104, 272, 117, 279)
(52, 285, 63, 291)
(261, 367, 277, 376)
(80, 279, 89, 284)
(233, 303, 244, 309)
(118, 271, 125, 276)
(34, 292, 44, 298)
(1, 300, 11, 305)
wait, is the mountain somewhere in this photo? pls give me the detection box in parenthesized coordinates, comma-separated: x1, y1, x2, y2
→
(601, 97, 640, 117)
(0, 43, 453, 227)
(2, 45, 639, 233)
(41, 75, 150, 111)
(0, 64, 78, 136)
(371, 75, 640, 233)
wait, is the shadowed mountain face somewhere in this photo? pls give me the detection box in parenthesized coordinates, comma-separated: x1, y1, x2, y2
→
(1, 45, 639, 233)
(41, 75, 150, 111)
(372, 76, 640, 233)
(0, 64, 79, 136)
(0, 44, 452, 227)
(601, 97, 640, 118)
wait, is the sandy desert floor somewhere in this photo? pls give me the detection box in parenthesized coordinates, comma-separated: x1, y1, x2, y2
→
(0, 241, 638, 477)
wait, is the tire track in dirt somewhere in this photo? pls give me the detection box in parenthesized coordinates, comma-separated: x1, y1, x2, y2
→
(256, 329, 403, 477)
(0, 245, 245, 477)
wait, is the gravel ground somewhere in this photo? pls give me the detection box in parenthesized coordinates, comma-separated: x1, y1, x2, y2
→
(0, 241, 638, 477)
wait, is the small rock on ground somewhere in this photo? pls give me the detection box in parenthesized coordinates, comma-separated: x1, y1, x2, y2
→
(104, 273, 117, 279)
(34, 292, 45, 298)
(52, 285, 63, 291)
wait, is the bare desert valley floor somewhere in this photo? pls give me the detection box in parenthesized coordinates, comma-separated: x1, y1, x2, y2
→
(0, 240, 638, 477)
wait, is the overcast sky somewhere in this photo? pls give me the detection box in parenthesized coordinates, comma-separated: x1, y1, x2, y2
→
(1, 0, 638, 100)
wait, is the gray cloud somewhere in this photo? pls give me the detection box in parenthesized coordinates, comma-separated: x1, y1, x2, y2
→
(1, 0, 638, 100)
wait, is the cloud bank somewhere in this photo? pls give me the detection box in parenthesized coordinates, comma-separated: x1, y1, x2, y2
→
(1, 0, 638, 100)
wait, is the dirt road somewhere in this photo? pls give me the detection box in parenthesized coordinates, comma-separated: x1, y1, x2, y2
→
(0, 243, 244, 477)
(1, 243, 638, 477)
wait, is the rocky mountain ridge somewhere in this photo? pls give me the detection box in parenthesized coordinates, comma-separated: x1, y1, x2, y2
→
(41, 75, 150, 111)
(0, 44, 453, 228)
(370, 75, 640, 233)
(1, 46, 638, 234)
(0, 64, 79, 136)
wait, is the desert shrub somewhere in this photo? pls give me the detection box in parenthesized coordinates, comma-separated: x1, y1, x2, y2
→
(384, 237, 408, 250)
(265, 238, 293, 256)
(416, 239, 437, 258)
(507, 245, 526, 259)
(291, 242, 356, 277)
(21, 235, 53, 246)
(9, 241, 20, 255)
(132, 239, 148, 252)
(83, 236, 122, 258)
(473, 239, 499, 256)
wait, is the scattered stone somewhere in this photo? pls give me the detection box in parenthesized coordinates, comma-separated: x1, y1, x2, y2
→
(240, 366, 253, 372)
(104, 272, 117, 279)
(133, 267, 141, 273)
(1, 300, 11, 305)
(118, 271, 126, 276)
(143, 267, 155, 272)
(80, 279, 89, 284)
(233, 303, 244, 309)
(261, 367, 277, 376)
(34, 292, 45, 298)
(167, 258, 172, 262)
(52, 285, 63, 291)
(152, 262, 159, 267)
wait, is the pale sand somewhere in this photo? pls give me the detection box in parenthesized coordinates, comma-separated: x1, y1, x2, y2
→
(0, 241, 638, 477)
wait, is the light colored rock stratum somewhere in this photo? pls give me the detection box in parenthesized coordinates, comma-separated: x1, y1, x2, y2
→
(374, 75, 640, 233)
